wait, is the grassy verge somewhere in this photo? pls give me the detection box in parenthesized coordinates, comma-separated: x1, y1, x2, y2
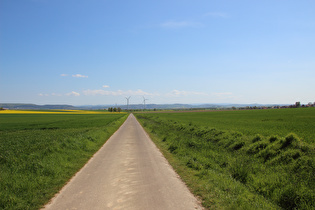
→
(0, 113, 128, 210)
(135, 113, 315, 209)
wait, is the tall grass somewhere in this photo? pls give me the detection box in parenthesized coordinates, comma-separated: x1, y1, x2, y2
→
(0, 113, 127, 209)
(135, 112, 315, 209)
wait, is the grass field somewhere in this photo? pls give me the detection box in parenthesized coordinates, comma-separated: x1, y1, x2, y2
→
(0, 109, 124, 114)
(135, 108, 315, 209)
(143, 108, 315, 143)
(0, 110, 127, 209)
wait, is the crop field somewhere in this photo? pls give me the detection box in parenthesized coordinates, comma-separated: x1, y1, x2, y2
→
(144, 108, 315, 143)
(0, 110, 127, 209)
(135, 108, 315, 209)
(0, 109, 120, 114)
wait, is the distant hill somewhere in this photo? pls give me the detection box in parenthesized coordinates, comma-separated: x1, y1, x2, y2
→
(0, 103, 76, 110)
(78, 103, 289, 110)
(1, 103, 290, 110)
(77, 103, 222, 110)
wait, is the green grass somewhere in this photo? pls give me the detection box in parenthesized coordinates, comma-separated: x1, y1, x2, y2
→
(0, 114, 121, 131)
(146, 108, 315, 143)
(0, 113, 128, 210)
(135, 108, 315, 209)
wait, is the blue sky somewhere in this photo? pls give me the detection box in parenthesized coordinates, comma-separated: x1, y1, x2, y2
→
(1, 0, 314, 105)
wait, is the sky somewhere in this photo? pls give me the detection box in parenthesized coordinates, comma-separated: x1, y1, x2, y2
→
(1, 0, 314, 106)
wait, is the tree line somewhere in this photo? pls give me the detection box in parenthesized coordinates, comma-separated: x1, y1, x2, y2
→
(107, 107, 121, 112)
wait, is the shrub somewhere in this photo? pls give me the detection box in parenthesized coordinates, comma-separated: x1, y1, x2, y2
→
(269, 135, 278, 143)
(221, 136, 236, 148)
(258, 146, 278, 162)
(232, 131, 243, 138)
(269, 149, 302, 165)
(281, 133, 301, 149)
(230, 160, 251, 184)
(292, 156, 315, 177)
(300, 144, 313, 153)
(187, 140, 198, 148)
(186, 157, 203, 171)
(246, 141, 268, 155)
(194, 128, 209, 137)
(168, 144, 178, 154)
(252, 134, 263, 143)
(278, 186, 299, 209)
(230, 141, 245, 151)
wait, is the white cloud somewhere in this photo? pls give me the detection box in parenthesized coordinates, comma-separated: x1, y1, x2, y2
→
(83, 89, 156, 96)
(38, 93, 49, 97)
(204, 12, 229, 18)
(66, 91, 80, 96)
(39, 92, 80, 97)
(160, 20, 203, 28)
(167, 90, 208, 97)
(72, 74, 88, 78)
(60, 74, 68, 77)
(39, 93, 63, 96)
(212, 92, 233, 96)
(51, 93, 62, 96)
(102, 85, 110, 88)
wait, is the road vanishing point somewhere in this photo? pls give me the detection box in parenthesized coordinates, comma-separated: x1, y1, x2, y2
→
(43, 114, 203, 210)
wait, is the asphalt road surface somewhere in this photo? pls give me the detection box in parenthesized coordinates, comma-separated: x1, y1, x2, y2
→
(43, 114, 203, 210)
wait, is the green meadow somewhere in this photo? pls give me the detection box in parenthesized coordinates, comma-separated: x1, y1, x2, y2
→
(147, 108, 315, 143)
(0, 112, 127, 210)
(135, 108, 315, 209)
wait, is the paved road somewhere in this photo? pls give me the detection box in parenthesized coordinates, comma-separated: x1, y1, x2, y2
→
(43, 114, 203, 210)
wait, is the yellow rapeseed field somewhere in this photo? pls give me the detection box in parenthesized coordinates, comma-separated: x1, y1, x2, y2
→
(0, 110, 124, 114)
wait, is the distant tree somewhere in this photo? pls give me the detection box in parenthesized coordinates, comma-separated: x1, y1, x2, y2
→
(113, 107, 117, 112)
(117, 107, 121, 112)
(295, 102, 301, 108)
(108, 107, 113, 112)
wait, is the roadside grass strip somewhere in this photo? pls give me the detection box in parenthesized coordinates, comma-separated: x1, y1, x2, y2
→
(0, 113, 128, 209)
(135, 110, 315, 209)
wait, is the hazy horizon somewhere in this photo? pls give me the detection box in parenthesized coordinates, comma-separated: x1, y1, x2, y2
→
(0, 102, 298, 108)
